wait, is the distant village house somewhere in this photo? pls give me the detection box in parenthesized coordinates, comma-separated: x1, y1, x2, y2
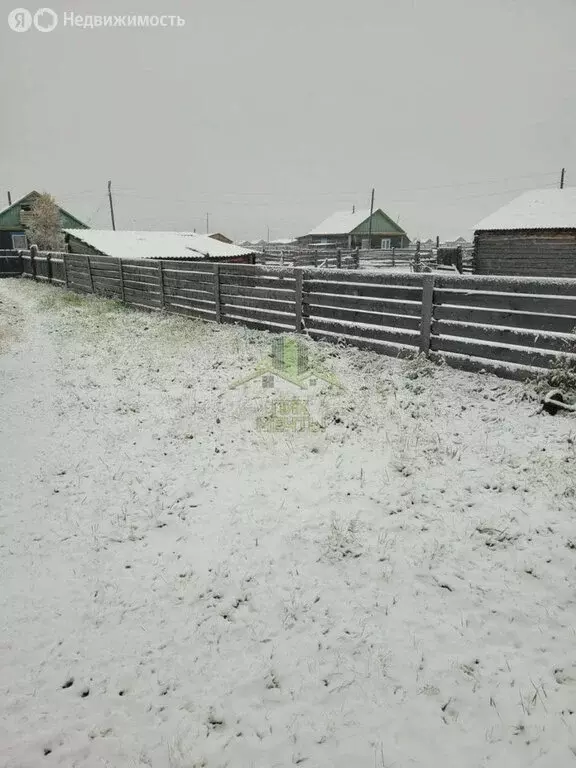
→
(298, 208, 409, 249)
(0, 190, 87, 250)
(474, 188, 576, 277)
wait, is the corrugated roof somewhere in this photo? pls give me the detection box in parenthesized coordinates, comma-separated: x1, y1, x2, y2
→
(306, 210, 371, 236)
(64, 229, 255, 260)
(475, 188, 576, 231)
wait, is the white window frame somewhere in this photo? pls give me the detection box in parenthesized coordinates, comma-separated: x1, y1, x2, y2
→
(11, 233, 28, 249)
(381, 238, 391, 250)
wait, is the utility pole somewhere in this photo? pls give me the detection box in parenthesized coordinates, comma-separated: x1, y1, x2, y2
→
(7, 191, 12, 206)
(206, 212, 210, 234)
(107, 180, 116, 230)
(367, 188, 375, 249)
(560, 168, 566, 189)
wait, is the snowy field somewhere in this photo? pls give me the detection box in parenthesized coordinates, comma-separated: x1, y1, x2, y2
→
(1, 278, 576, 768)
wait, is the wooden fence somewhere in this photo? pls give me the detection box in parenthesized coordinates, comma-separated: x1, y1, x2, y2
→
(256, 246, 474, 273)
(9, 249, 576, 380)
(0, 250, 23, 277)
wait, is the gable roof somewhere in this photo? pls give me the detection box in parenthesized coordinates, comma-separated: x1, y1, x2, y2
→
(64, 229, 255, 260)
(0, 190, 88, 230)
(475, 188, 576, 231)
(306, 208, 406, 236)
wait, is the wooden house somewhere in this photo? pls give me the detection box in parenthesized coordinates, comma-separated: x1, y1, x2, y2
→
(298, 208, 409, 249)
(474, 188, 576, 276)
(0, 190, 87, 250)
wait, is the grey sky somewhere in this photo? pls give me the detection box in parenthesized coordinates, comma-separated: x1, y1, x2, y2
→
(2, 0, 575, 241)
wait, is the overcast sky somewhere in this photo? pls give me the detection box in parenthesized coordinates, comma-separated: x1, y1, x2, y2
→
(1, 0, 575, 241)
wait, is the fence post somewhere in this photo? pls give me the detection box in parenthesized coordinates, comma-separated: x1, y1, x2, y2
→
(30, 244, 38, 279)
(336, 248, 342, 269)
(419, 273, 435, 355)
(294, 268, 303, 333)
(118, 258, 125, 301)
(46, 252, 52, 283)
(157, 260, 165, 309)
(413, 241, 422, 273)
(62, 252, 70, 288)
(392, 247, 395, 267)
(86, 255, 94, 293)
(213, 263, 221, 323)
(353, 247, 360, 269)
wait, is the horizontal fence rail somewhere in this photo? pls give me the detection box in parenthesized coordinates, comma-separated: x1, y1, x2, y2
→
(6, 249, 576, 380)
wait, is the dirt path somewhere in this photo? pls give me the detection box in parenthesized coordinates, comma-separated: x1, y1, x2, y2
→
(1, 279, 576, 768)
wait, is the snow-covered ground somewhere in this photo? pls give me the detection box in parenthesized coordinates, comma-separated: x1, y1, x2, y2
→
(1, 278, 576, 768)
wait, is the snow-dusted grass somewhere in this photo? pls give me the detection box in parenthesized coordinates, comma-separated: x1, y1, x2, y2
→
(1, 279, 576, 768)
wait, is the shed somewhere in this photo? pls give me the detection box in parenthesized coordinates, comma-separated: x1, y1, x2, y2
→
(0, 191, 88, 250)
(474, 188, 576, 276)
(298, 208, 409, 249)
(64, 229, 256, 263)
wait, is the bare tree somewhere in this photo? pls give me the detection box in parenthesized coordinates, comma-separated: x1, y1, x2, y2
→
(25, 193, 65, 251)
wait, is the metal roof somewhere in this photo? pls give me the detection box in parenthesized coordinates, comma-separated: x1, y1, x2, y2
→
(306, 210, 371, 236)
(475, 188, 576, 231)
(64, 229, 255, 260)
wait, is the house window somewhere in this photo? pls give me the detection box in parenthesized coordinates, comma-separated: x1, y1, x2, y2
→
(381, 238, 391, 250)
(11, 233, 28, 249)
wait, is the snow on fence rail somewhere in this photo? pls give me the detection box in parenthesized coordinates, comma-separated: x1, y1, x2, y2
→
(9, 249, 576, 380)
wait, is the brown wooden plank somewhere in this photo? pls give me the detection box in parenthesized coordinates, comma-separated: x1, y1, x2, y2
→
(303, 292, 422, 316)
(218, 264, 296, 278)
(162, 274, 215, 291)
(122, 278, 161, 291)
(164, 296, 215, 311)
(303, 303, 420, 330)
(435, 274, 576, 296)
(219, 294, 296, 314)
(305, 280, 423, 302)
(429, 350, 545, 381)
(430, 336, 575, 368)
(160, 261, 215, 274)
(166, 303, 216, 322)
(219, 274, 296, 289)
(221, 304, 294, 326)
(88, 256, 120, 268)
(123, 288, 162, 305)
(307, 317, 419, 347)
(435, 288, 576, 316)
(306, 328, 417, 358)
(219, 284, 295, 300)
(433, 320, 576, 353)
(223, 316, 292, 333)
(434, 304, 576, 334)
(163, 287, 214, 303)
(301, 268, 425, 285)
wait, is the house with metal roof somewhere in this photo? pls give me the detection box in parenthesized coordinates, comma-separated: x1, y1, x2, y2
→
(474, 188, 576, 276)
(64, 229, 256, 262)
(298, 208, 409, 249)
(0, 190, 88, 250)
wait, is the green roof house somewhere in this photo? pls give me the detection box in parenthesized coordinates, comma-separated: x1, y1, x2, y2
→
(0, 191, 88, 250)
(298, 208, 409, 249)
